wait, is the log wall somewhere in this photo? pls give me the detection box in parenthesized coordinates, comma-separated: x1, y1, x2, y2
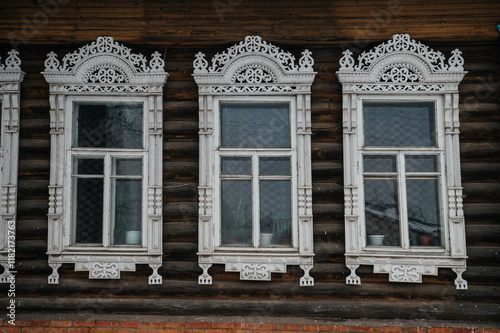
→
(0, 0, 499, 323)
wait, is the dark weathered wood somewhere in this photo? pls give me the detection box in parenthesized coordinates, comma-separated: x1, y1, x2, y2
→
(0, 0, 499, 322)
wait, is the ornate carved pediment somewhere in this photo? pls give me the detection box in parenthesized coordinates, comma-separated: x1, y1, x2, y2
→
(193, 35, 315, 88)
(43, 36, 168, 89)
(337, 34, 466, 88)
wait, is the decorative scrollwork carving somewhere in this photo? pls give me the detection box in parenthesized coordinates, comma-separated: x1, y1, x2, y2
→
(390, 265, 421, 282)
(63, 85, 149, 93)
(232, 64, 276, 83)
(43, 36, 164, 73)
(353, 84, 444, 92)
(378, 63, 423, 82)
(357, 34, 448, 71)
(207, 35, 299, 73)
(84, 65, 128, 84)
(240, 263, 271, 281)
(211, 85, 295, 93)
(299, 49, 314, 72)
(339, 49, 355, 71)
(193, 52, 209, 73)
(90, 261, 120, 279)
(448, 49, 465, 71)
(1, 49, 22, 70)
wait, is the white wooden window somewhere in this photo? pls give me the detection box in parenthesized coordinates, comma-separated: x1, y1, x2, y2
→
(215, 99, 296, 249)
(337, 34, 468, 289)
(193, 36, 316, 285)
(0, 50, 23, 283)
(42, 37, 168, 284)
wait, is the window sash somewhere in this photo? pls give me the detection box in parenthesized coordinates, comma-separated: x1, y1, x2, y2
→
(219, 151, 294, 248)
(359, 98, 447, 252)
(362, 151, 444, 249)
(214, 98, 297, 251)
(70, 152, 146, 248)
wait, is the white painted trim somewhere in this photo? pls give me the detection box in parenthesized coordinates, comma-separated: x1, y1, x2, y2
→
(0, 50, 24, 283)
(194, 36, 316, 285)
(337, 34, 468, 289)
(42, 36, 168, 284)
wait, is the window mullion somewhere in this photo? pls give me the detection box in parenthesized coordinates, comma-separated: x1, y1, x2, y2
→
(102, 153, 111, 248)
(399, 151, 410, 250)
(253, 152, 260, 248)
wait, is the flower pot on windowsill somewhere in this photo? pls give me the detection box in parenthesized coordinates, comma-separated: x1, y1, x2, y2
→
(260, 233, 274, 246)
(125, 231, 142, 245)
(419, 234, 433, 246)
(368, 234, 385, 246)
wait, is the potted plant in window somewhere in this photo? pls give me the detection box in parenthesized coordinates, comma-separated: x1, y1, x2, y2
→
(260, 212, 275, 246)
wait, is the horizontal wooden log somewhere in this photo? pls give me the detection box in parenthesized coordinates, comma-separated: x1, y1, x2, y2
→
(6, 296, 499, 322)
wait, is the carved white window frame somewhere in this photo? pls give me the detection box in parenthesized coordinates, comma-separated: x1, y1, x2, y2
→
(193, 36, 316, 285)
(336, 34, 468, 289)
(42, 36, 168, 284)
(0, 50, 24, 283)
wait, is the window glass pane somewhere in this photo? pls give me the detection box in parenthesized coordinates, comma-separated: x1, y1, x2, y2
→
(364, 102, 436, 147)
(406, 155, 438, 173)
(74, 102, 143, 149)
(221, 180, 253, 246)
(364, 179, 401, 246)
(260, 180, 292, 247)
(74, 158, 104, 175)
(363, 155, 397, 173)
(407, 178, 442, 247)
(112, 179, 143, 245)
(221, 103, 290, 148)
(74, 177, 104, 244)
(115, 158, 142, 176)
(260, 157, 291, 176)
(221, 156, 252, 175)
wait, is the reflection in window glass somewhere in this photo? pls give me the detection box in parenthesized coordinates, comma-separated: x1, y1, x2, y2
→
(73, 157, 104, 244)
(363, 155, 397, 173)
(364, 179, 401, 246)
(112, 158, 143, 245)
(406, 155, 438, 173)
(221, 103, 290, 148)
(221, 180, 253, 246)
(74, 103, 143, 149)
(259, 180, 292, 247)
(407, 178, 442, 247)
(259, 157, 291, 176)
(364, 102, 435, 147)
(221, 156, 252, 175)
